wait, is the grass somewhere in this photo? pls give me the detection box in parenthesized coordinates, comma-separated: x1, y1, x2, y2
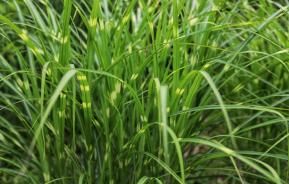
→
(1, 0, 289, 183)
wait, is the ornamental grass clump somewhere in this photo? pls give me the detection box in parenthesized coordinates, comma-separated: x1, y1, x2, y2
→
(1, 0, 289, 183)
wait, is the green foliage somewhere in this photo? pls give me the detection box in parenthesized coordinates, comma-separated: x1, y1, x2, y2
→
(1, 0, 289, 183)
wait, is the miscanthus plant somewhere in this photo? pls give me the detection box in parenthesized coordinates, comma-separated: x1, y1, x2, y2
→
(1, 0, 289, 183)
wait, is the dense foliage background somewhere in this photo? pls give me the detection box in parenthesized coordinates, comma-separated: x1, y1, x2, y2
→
(1, 0, 289, 183)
